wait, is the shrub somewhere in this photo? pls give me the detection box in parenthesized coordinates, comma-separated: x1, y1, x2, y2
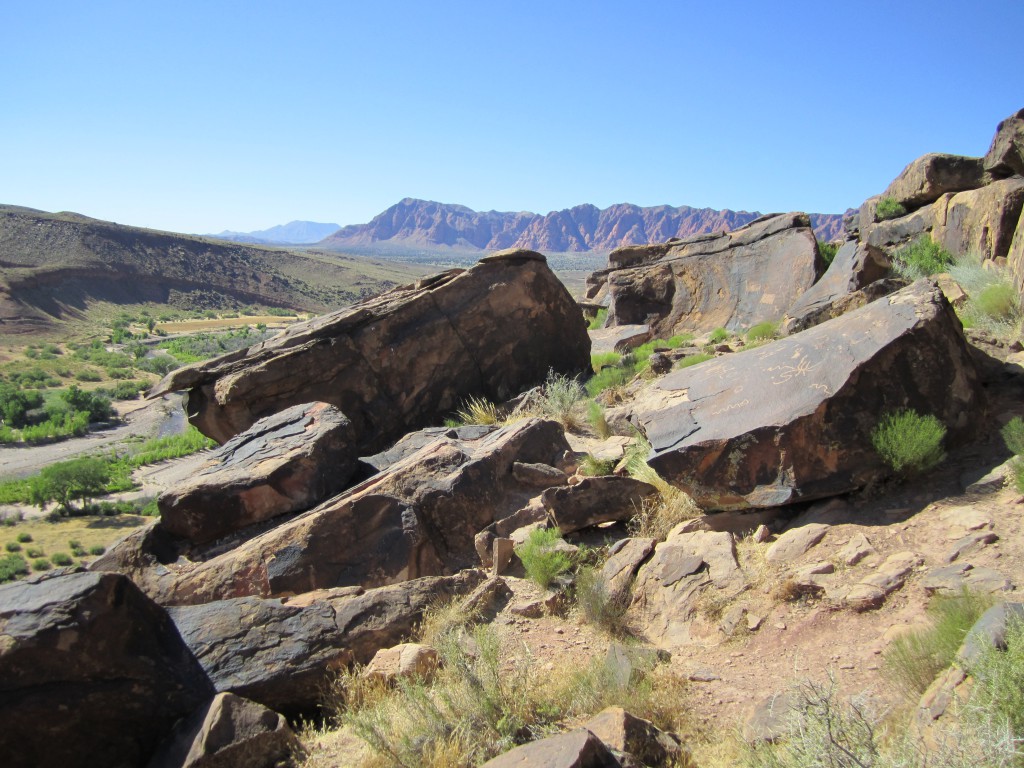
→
(677, 352, 714, 369)
(74, 369, 103, 382)
(452, 395, 501, 426)
(1010, 458, 1024, 495)
(16, 532, 31, 543)
(25, 547, 43, 558)
(1002, 416, 1024, 455)
(871, 409, 946, 475)
(590, 351, 621, 372)
(536, 370, 585, 430)
(50, 552, 73, 567)
(892, 237, 954, 280)
(587, 308, 608, 330)
(708, 327, 729, 343)
(586, 363, 637, 397)
(966, 614, 1024, 744)
(0, 553, 29, 582)
(515, 527, 573, 589)
(876, 196, 907, 221)
(883, 590, 993, 701)
(4, 541, 21, 552)
(0, 382, 44, 427)
(60, 385, 113, 422)
(88, 545, 106, 556)
(579, 454, 617, 476)
(575, 565, 629, 635)
(746, 321, 778, 343)
(817, 240, 839, 267)
(587, 401, 611, 438)
(974, 281, 1020, 322)
(32, 558, 51, 571)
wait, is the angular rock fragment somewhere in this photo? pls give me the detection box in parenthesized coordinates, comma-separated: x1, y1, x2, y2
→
(629, 280, 984, 511)
(584, 706, 685, 767)
(153, 250, 591, 447)
(764, 523, 829, 563)
(364, 643, 439, 685)
(604, 213, 822, 336)
(543, 476, 658, 534)
(479, 728, 620, 768)
(983, 107, 1024, 179)
(921, 563, 1012, 595)
(167, 572, 482, 715)
(844, 552, 923, 611)
(147, 693, 295, 768)
(0, 572, 212, 768)
(601, 538, 656, 604)
(159, 402, 358, 544)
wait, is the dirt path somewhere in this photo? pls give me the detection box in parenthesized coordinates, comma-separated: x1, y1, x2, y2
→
(0, 394, 186, 481)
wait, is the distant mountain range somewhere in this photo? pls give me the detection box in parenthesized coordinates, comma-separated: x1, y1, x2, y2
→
(209, 220, 341, 245)
(314, 199, 846, 253)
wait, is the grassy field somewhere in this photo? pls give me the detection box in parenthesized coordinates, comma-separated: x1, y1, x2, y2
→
(0, 514, 147, 576)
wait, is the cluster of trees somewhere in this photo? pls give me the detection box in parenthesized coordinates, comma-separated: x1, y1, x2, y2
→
(0, 384, 114, 444)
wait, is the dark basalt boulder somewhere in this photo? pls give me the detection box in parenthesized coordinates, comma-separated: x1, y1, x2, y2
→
(97, 418, 571, 606)
(152, 250, 591, 448)
(0, 572, 213, 768)
(628, 280, 984, 511)
(603, 213, 823, 337)
(543, 476, 659, 534)
(167, 572, 482, 716)
(983, 107, 1024, 180)
(159, 401, 358, 544)
(881, 153, 984, 211)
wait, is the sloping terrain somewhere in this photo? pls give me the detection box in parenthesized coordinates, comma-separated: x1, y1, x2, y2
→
(319, 198, 846, 254)
(0, 205, 425, 335)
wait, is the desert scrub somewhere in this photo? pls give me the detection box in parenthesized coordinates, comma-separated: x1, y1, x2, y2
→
(624, 435, 700, 539)
(450, 394, 501, 426)
(883, 589, 994, 701)
(536, 370, 585, 430)
(587, 307, 608, 330)
(587, 401, 611, 438)
(871, 409, 946, 476)
(875, 196, 907, 221)
(1001, 416, 1024, 455)
(0, 553, 29, 582)
(590, 351, 621, 372)
(579, 454, 617, 477)
(891, 237, 954, 280)
(965, 613, 1024, 747)
(574, 565, 629, 635)
(515, 527, 573, 589)
(745, 321, 778, 343)
(817, 240, 839, 267)
(677, 352, 714, 369)
(708, 327, 729, 343)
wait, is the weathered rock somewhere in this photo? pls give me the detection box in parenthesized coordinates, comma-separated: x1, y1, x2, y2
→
(601, 537, 656, 604)
(153, 251, 591, 447)
(628, 280, 984, 511)
(492, 537, 516, 575)
(459, 575, 514, 619)
(943, 531, 998, 563)
(364, 643, 439, 685)
(983, 107, 1024, 179)
(167, 572, 482, 715)
(958, 602, 1024, 666)
(932, 177, 1024, 261)
(584, 707, 685, 767)
(159, 402, 358, 544)
(838, 533, 877, 567)
(359, 424, 497, 473)
(844, 552, 922, 611)
(475, 498, 549, 567)
(589, 323, 651, 355)
(632, 529, 742, 647)
(513, 461, 569, 488)
(881, 153, 983, 210)
(543, 476, 658, 534)
(147, 693, 295, 768)
(480, 728, 621, 768)
(780, 241, 890, 334)
(604, 213, 822, 337)
(100, 419, 568, 605)
(744, 692, 797, 743)
(0, 572, 213, 768)
(922, 563, 1012, 595)
(765, 523, 829, 563)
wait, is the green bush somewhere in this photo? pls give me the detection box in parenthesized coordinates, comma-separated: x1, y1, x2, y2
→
(536, 370, 586, 430)
(967, 614, 1024, 742)
(0, 553, 29, 582)
(677, 352, 714, 369)
(892, 237, 954, 280)
(16, 532, 32, 543)
(590, 351, 621, 372)
(0, 382, 44, 427)
(746, 321, 778, 342)
(28, 456, 113, 515)
(586, 362, 637, 397)
(883, 590, 993, 701)
(871, 409, 946, 475)
(74, 369, 103, 382)
(817, 240, 839, 267)
(50, 552, 73, 567)
(515, 527, 573, 589)
(32, 558, 51, 572)
(575, 565, 629, 635)
(1010, 458, 1024, 494)
(25, 547, 43, 558)
(579, 454, 617, 476)
(974, 281, 1020, 322)
(587, 308, 608, 330)
(587, 401, 611, 439)
(4, 541, 21, 552)
(88, 545, 106, 556)
(1002, 417, 1024, 456)
(876, 196, 907, 221)
(708, 327, 729, 343)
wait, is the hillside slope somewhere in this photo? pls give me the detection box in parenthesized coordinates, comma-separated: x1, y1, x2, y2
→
(209, 220, 341, 245)
(320, 198, 845, 253)
(0, 206, 423, 335)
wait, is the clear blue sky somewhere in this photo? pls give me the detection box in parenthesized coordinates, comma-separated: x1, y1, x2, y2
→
(2, 1, 1022, 234)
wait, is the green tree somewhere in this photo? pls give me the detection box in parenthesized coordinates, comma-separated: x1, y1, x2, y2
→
(60, 385, 113, 422)
(0, 382, 44, 427)
(29, 457, 111, 515)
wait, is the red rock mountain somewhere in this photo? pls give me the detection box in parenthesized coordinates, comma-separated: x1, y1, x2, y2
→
(320, 199, 845, 252)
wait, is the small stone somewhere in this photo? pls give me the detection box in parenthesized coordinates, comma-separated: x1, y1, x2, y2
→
(775, 622, 787, 630)
(746, 613, 763, 631)
(752, 524, 771, 543)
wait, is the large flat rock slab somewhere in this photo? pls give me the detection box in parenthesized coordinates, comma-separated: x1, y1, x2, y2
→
(0, 572, 213, 768)
(153, 250, 591, 447)
(629, 280, 984, 511)
(881, 153, 983, 210)
(159, 402, 358, 544)
(604, 213, 823, 336)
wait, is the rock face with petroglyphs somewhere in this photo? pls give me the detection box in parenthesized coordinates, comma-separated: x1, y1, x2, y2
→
(626, 279, 983, 511)
(601, 213, 824, 337)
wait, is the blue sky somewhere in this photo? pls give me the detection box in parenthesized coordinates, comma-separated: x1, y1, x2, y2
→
(2, 1, 1022, 234)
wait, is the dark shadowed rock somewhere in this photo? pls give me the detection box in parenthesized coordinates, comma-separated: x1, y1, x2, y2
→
(602, 538, 656, 604)
(543, 476, 659, 534)
(983, 108, 1024, 179)
(882, 153, 983, 210)
(604, 213, 823, 336)
(480, 728, 621, 768)
(589, 323, 651, 355)
(101, 419, 569, 606)
(153, 251, 591, 447)
(584, 707, 685, 767)
(958, 602, 1024, 666)
(159, 402, 358, 544)
(780, 241, 891, 334)
(167, 572, 482, 715)
(359, 424, 498, 474)
(0, 572, 213, 768)
(932, 177, 1024, 261)
(147, 693, 296, 768)
(628, 280, 983, 511)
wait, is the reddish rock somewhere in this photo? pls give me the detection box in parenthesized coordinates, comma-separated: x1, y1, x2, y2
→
(881, 153, 983, 210)
(983, 107, 1024, 180)
(479, 729, 620, 768)
(542, 476, 659, 535)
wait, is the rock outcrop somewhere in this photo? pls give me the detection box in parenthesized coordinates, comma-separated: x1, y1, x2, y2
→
(983, 108, 1024, 179)
(97, 418, 571, 605)
(0, 572, 213, 768)
(881, 153, 984, 211)
(601, 213, 823, 337)
(159, 402, 358, 544)
(628, 280, 983, 511)
(153, 251, 590, 447)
